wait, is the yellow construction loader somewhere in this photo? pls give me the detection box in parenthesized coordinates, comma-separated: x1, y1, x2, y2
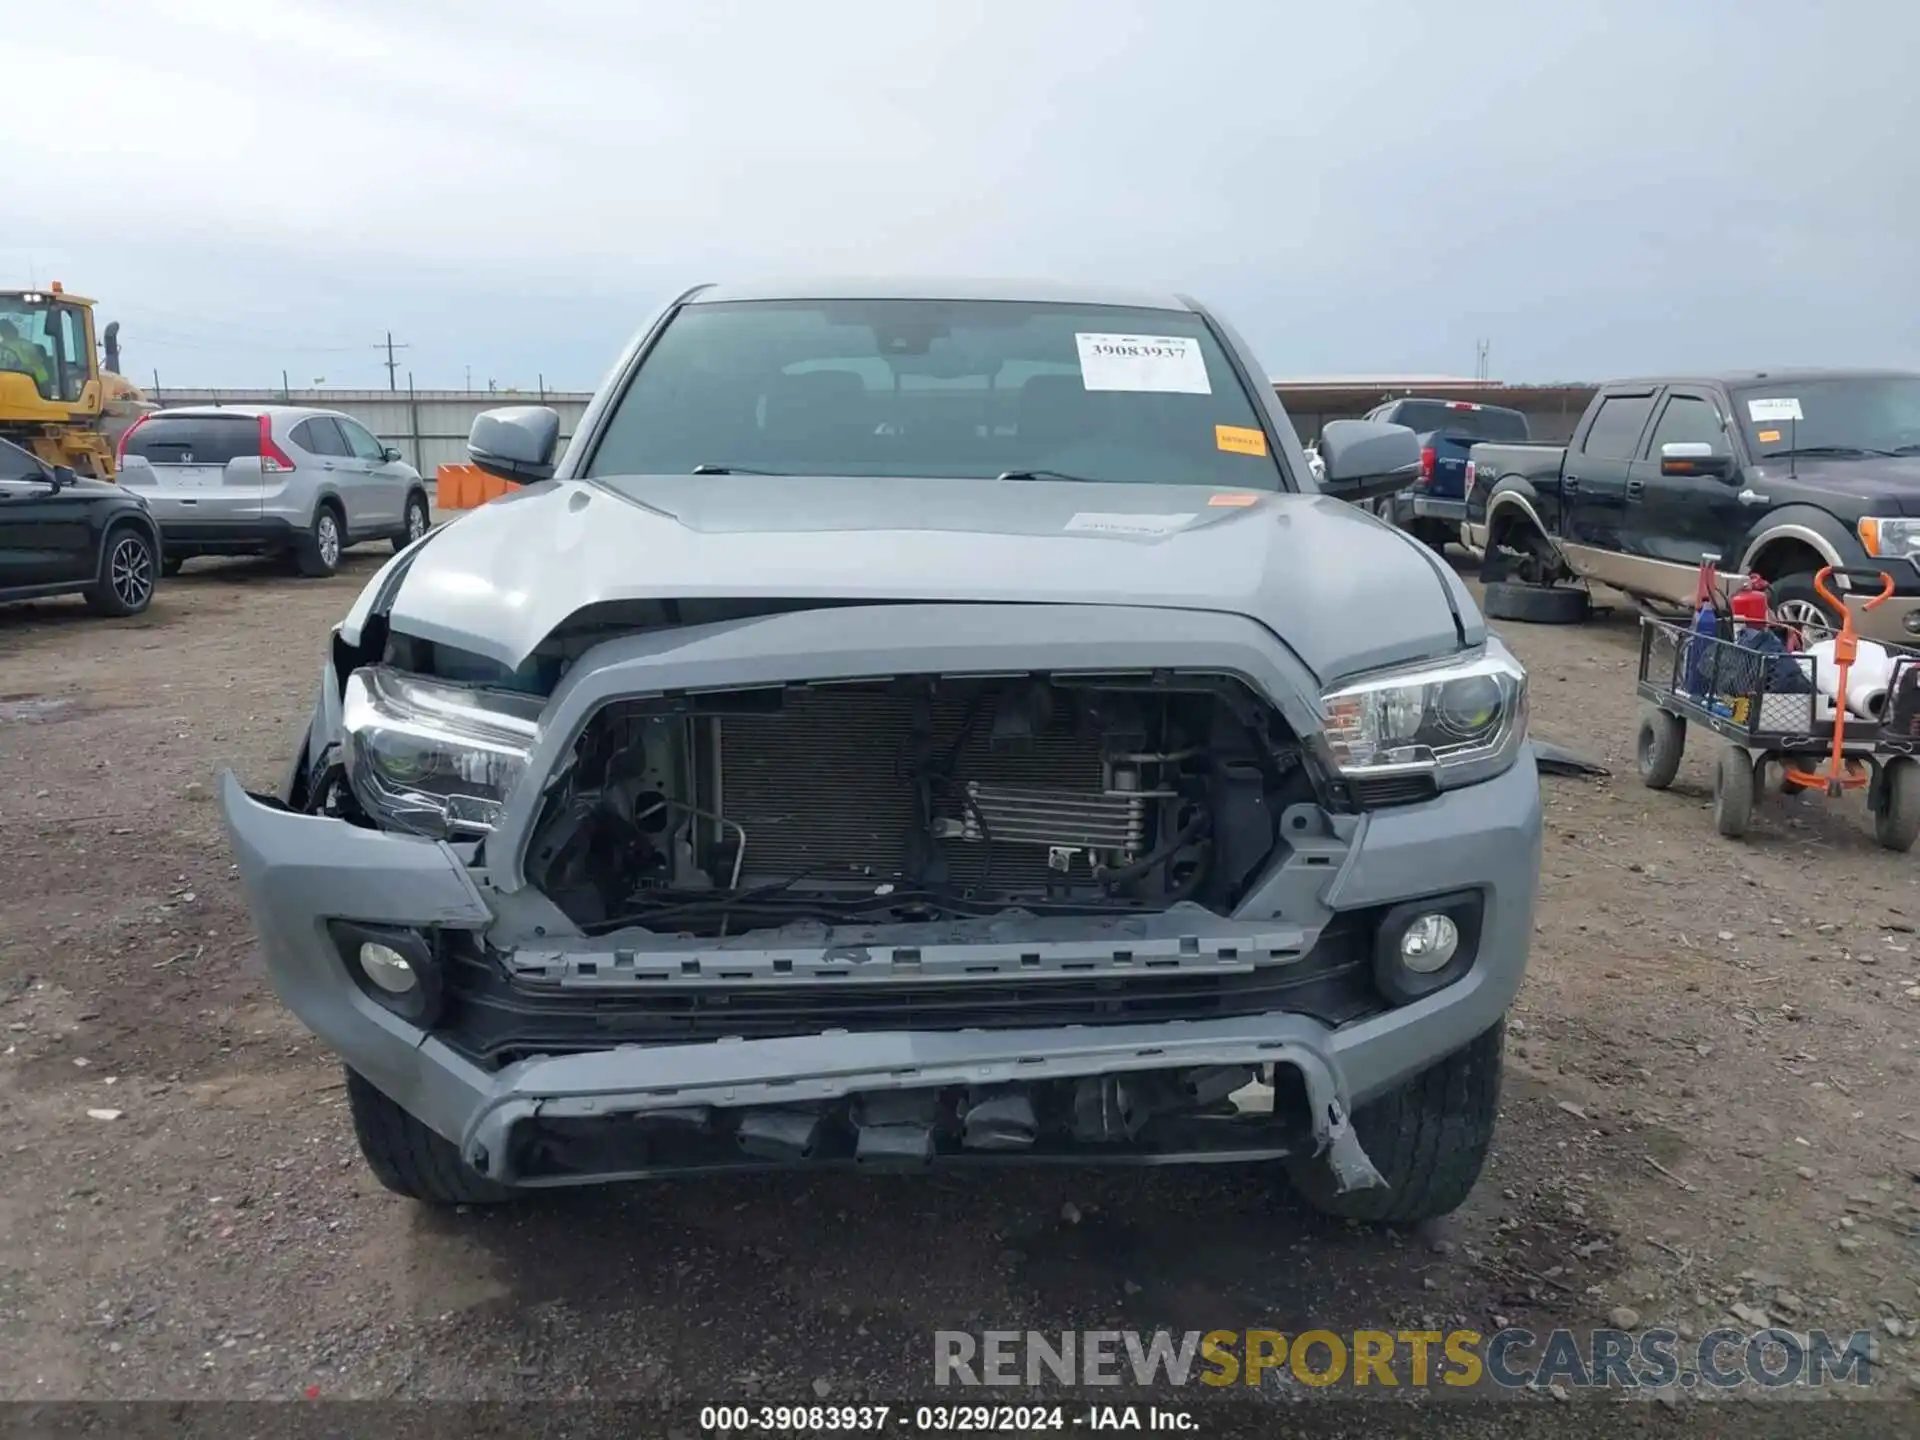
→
(0, 283, 155, 479)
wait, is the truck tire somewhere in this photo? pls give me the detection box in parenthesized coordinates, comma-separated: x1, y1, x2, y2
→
(1636, 707, 1685, 789)
(345, 1068, 517, 1205)
(1872, 758, 1920, 852)
(1482, 581, 1590, 625)
(1767, 572, 1845, 642)
(1285, 1019, 1504, 1224)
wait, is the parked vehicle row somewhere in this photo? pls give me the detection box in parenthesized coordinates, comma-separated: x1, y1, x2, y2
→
(2, 403, 430, 618)
(1460, 369, 1920, 643)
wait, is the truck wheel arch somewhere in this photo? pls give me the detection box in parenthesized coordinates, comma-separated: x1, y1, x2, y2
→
(1737, 508, 1855, 579)
(1481, 481, 1550, 546)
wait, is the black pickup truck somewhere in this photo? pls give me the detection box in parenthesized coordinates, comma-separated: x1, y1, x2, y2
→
(1462, 369, 1920, 644)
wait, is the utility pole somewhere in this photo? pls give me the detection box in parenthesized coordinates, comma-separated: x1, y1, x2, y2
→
(377, 332, 410, 391)
(1474, 339, 1491, 382)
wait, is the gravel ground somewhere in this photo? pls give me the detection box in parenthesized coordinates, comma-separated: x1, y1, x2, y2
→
(1, 542, 1917, 1434)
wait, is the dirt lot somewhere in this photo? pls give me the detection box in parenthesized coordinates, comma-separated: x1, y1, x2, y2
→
(1, 546, 1917, 1428)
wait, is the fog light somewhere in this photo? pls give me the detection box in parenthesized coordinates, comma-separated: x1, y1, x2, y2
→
(358, 942, 418, 994)
(1903, 607, 1920, 637)
(1370, 891, 1483, 1006)
(329, 921, 444, 1026)
(1398, 913, 1460, 973)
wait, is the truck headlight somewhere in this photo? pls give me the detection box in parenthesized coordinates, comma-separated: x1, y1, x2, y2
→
(340, 665, 541, 838)
(1858, 517, 1920, 560)
(1321, 640, 1528, 789)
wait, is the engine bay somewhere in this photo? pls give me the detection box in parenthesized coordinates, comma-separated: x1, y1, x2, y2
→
(525, 672, 1312, 936)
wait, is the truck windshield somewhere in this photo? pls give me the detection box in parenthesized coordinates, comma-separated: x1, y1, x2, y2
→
(1732, 376, 1920, 457)
(583, 298, 1289, 488)
(1385, 401, 1529, 442)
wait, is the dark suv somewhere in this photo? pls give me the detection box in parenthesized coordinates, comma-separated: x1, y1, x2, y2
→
(0, 437, 163, 616)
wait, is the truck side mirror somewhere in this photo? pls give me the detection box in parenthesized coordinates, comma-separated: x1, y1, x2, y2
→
(1316, 419, 1422, 501)
(1659, 441, 1735, 480)
(468, 406, 560, 485)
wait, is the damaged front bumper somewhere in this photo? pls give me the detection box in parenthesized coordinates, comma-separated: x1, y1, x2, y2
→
(218, 735, 1541, 1191)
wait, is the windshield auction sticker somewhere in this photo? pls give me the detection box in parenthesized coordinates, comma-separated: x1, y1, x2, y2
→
(1746, 397, 1803, 422)
(1214, 424, 1268, 456)
(1075, 333, 1212, 394)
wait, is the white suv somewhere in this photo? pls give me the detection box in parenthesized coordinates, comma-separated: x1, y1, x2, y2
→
(116, 404, 432, 577)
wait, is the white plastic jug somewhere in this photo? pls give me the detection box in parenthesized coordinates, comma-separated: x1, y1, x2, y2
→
(1806, 638, 1895, 720)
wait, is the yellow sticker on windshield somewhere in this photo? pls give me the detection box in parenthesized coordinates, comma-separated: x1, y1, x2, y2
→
(1209, 492, 1260, 507)
(1215, 424, 1268, 457)
(1758, 429, 1781, 443)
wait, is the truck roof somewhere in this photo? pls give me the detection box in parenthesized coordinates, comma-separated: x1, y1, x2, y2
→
(1605, 367, 1920, 389)
(688, 276, 1195, 311)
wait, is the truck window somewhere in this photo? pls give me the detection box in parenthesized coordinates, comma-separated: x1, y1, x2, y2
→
(584, 297, 1288, 489)
(52, 304, 88, 403)
(1645, 395, 1728, 456)
(1385, 401, 1529, 442)
(1579, 395, 1656, 460)
(1730, 376, 1920, 457)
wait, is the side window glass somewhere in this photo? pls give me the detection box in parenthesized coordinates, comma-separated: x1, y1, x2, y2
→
(54, 306, 87, 402)
(301, 417, 349, 456)
(339, 419, 386, 462)
(1580, 395, 1656, 460)
(1646, 396, 1727, 456)
(0, 438, 47, 481)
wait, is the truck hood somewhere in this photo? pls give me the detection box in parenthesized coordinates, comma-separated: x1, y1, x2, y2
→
(379, 475, 1472, 685)
(1749, 455, 1920, 512)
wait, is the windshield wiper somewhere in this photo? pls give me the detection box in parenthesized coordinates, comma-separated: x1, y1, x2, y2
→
(690, 463, 789, 475)
(1764, 445, 1896, 459)
(994, 469, 1106, 484)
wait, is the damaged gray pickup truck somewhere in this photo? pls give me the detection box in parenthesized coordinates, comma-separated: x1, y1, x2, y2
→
(219, 278, 1541, 1223)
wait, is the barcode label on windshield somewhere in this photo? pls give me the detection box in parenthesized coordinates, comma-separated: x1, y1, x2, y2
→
(1075, 333, 1212, 394)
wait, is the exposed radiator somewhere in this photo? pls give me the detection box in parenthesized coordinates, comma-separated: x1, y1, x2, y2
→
(712, 688, 1137, 888)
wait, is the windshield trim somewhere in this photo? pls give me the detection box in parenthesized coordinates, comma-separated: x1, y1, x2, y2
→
(572, 293, 1302, 494)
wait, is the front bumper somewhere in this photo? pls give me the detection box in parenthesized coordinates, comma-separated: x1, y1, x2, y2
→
(1850, 575, 1920, 647)
(218, 743, 1542, 1189)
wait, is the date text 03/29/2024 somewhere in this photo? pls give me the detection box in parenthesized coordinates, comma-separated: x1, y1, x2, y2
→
(696, 1404, 1192, 1432)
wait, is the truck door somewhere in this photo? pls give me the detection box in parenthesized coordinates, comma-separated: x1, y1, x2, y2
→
(1626, 389, 1745, 567)
(1563, 390, 1656, 555)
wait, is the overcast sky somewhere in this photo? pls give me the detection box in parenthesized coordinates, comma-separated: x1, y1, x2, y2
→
(10, 0, 1916, 391)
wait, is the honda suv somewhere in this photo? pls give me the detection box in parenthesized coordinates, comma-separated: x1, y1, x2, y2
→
(116, 404, 432, 577)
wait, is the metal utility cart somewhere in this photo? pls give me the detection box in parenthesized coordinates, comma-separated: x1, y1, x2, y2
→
(1634, 567, 1920, 849)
